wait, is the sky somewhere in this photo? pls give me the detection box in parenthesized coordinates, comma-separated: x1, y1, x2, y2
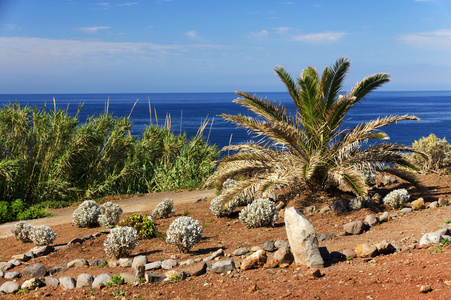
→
(0, 0, 450, 93)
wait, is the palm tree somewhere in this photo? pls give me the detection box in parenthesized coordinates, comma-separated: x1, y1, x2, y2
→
(205, 57, 426, 212)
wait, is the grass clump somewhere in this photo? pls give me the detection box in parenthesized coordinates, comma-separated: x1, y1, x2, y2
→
(410, 133, 451, 174)
(117, 213, 157, 239)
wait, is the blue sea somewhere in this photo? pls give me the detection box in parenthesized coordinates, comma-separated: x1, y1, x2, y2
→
(0, 91, 450, 151)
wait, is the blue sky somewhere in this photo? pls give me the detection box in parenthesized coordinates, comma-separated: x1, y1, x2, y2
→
(0, 0, 450, 93)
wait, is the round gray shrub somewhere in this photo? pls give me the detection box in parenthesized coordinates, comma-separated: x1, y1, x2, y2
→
(210, 196, 236, 217)
(104, 226, 139, 258)
(11, 221, 33, 243)
(72, 200, 101, 228)
(239, 198, 279, 229)
(383, 188, 410, 209)
(30, 225, 57, 246)
(98, 202, 123, 229)
(166, 216, 202, 253)
(221, 179, 252, 207)
(151, 198, 174, 219)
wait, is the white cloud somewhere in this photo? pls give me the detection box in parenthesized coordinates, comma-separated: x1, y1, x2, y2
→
(117, 2, 138, 6)
(275, 27, 290, 34)
(398, 29, 451, 50)
(290, 31, 346, 44)
(185, 30, 198, 38)
(248, 30, 269, 38)
(0, 24, 21, 31)
(78, 26, 111, 33)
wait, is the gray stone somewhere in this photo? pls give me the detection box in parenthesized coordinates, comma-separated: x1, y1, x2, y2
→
(59, 277, 76, 289)
(302, 205, 316, 216)
(435, 227, 451, 236)
(8, 259, 21, 267)
(67, 238, 84, 245)
(364, 215, 379, 227)
(161, 258, 178, 270)
(386, 175, 397, 185)
(379, 211, 390, 222)
(211, 248, 224, 258)
(183, 262, 207, 277)
(0, 262, 14, 272)
(420, 232, 442, 246)
(342, 249, 357, 258)
(11, 254, 31, 262)
(273, 247, 294, 264)
(28, 245, 54, 257)
(275, 240, 290, 249)
(374, 240, 396, 255)
(45, 277, 59, 287)
(49, 263, 67, 276)
(343, 220, 366, 235)
(0, 281, 20, 294)
(284, 207, 324, 268)
(83, 234, 94, 240)
(438, 198, 449, 206)
(0, 270, 3, 277)
(108, 260, 120, 267)
(67, 258, 89, 268)
(90, 259, 107, 267)
(319, 206, 331, 214)
(145, 273, 166, 283)
(331, 200, 348, 213)
(318, 233, 336, 242)
(211, 260, 235, 274)
(132, 255, 148, 269)
(4, 271, 20, 279)
(427, 201, 439, 209)
(389, 213, 399, 218)
(261, 240, 276, 252)
(76, 273, 94, 288)
(145, 261, 162, 270)
(21, 278, 44, 290)
(119, 258, 132, 267)
(22, 263, 47, 278)
(120, 272, 135, 285)
(400, 208, 412, 215)
(250, 246, 263, 252)
(232, 248, 250, 256)
(92, 273, 112, 288)
(192, 197, 207, 203)
(180, 259, 195, 266)
(349, 197, 364, 210)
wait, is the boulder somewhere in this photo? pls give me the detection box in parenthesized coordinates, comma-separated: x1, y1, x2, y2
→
(145, 273, 166, 283)
(28, 245, 54, 257)
(211, 260, 235, 274)
(364, 215, 379, 227)
(119, 258, 132, 267)
(374, 240, 396, 255)
(318, 233, 336, 242)
(232, 248, 250, 256)
(0, 262, 14, 272)
(411, 198, 425, 210)
(67, 258, 89, 268)
(90, 259, 107, 267)
(59, 277, 76, 289)
(4, 271, 20, 279)
(11, 254, 31, 262)
(331, 200, 348, 213)
(145, 261, 162, 270)
(45, 277, 59, 287)
(92, 273, 112, 288)
(22, 263, 47, 278)
(343, 220, 366, 235)
(284, 207, 324, 268)
(354, 244, 378, 258)
(161, 259, 178, 270)
(0, 281, 20, 294)
(400, 208, 412, 215)
(438, 198, 449, 206)
(241, 250, 267, 271)
(180, 259, 195, 266)
(342, 249, 357, 258)
(76, 273, 94, 288)
(261, 240, 276, 252)
(273, 247, 294, 264)
(420, 232, 442, 246)
(21, 278, 45, 290)
(49, 263, 67, 276)
(275, 240, 290, 249)
(183, 262, 207, 277)
(132, 255, 148, 269)
(120, 273, 135, 285)
(349, 197, 364, 210)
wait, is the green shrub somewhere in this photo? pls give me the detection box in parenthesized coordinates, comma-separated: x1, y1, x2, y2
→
(411, 133, 451, 173)
(0, 201, 12, 223)
(11, 199, 26, 216)
(117, 213, 157, 239)
(17, 208, 54, 221)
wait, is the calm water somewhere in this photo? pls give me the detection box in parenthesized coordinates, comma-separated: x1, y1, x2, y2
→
(0, 91, 450, 150)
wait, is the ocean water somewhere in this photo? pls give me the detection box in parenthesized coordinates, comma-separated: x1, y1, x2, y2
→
(0, 91, 450, 151)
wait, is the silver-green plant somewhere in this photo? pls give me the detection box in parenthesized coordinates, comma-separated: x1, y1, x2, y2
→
(104, 226, 139, 258)
(11, 221, 34, 243)
(238, 198, 279, 229)
(30, 225, 57, 246)
(166, 216, 202, 253)
(98, 202, 123, 229)
(210, 196, 236, 217)
(151, 198, 174, 219)
(72, 200, 101, 227)
(383, 188, 410, 209)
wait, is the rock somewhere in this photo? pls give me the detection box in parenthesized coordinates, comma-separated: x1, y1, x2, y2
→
(386, 175, 397, 185)
(389, 213, 399, 218)
(319, 206, 331, 214)
(8, 259, 21, 267)
(183, 262, 207, 277)
(4, 271, 20, 279)
(420, 284, 432, 293)
(284, 207, 324, 268)
(161, 259, 178, 270)
(76, 273, 94, 288)
(92, 273, 112, 288)
(318, 233, 336, 241)
(374, 240, 396, 255)
(411, 198, 425, 210)
(273, 247, 294, 264)
(275, 240, 290, 249)
(400, 207, 412, 215)
(241, 250, 267, 271)
(354, 244, 378, 258)
(364, 215, 379, 227)
(145, 273, 166, 283)
(67, 258, 89, 268)
(331, 200, 348, 213)
(0, 270, 3, 277)
(134, 264, 145, 282)
(164, 269, 178, 280)
(192, 197, 207, 203)
(49, 264, 67, 276)
(180, 258, 195, 266)
(372, 193, 383, 204)
(132, 255, 148, 269)
(83, 234, 93, 240)
(420, 232, 442, 246)
(343, 220, 366, 235)
(22, 263, 47, 278)
(232, 248, 250, 256)
(203, 248, 224, 262)
(436, 227, 451, 236)
(379, 211, 390, 222)
(11, 254, 31, 262)
(0, 281, 20, 294)
(302, 205, 316, 216)
(261, 240, 276, 252)
(250, 246, 263, 252)
(211, 260, 235, 274)
(90, 259, 107, 267)
(145, 261, 162, 270)
(427, 201, 439, 209)
(28, 245, 54, 257)
(0, 262, 14, 272)
(67, 238, 84, 245)
(263, 260, 279, 268)
(20, 278, 43, 290)
(349, 197, 364, 210)
(119, 258, 132, 267)
(438, 198, 448, 206)
(59, 277, 76, 289)
(108, 260, 120, 267)
(119, 273, 135, 285)
(45, 277, 59, 287)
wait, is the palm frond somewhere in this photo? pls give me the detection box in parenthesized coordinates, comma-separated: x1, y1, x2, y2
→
(321, 57, 350, 111)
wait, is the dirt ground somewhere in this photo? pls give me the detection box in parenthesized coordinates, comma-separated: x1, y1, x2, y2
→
(1, 174, 451, 299)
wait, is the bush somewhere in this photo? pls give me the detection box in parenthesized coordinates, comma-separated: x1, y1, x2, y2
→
(11, 221, 33, 243)
(210, 196, 236, 217)
(17, 207, 54, 221)
(72, 200, 101, 227)
(30, 225, 57, 246)
(151, 198, 174, 219)
(11, 199, 25, 216)
(383, 189, 410, 209)
(0, 201, 12, 223)
(98, 202, 123, 229)
(238, 198, 279, 229)
(411, 134, 451, 173)
(104, 226, 139, 258)
(166, 216, 202, 253)
(117, 213, 157, 239)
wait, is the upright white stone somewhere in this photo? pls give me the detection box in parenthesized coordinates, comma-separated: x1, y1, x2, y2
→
(284, 207, 324, 268)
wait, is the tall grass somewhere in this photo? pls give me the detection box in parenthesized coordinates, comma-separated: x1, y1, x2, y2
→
(0, 103, 219, 207)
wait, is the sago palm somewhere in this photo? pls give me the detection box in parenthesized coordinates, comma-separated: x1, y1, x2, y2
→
(205, 57, 426, 211)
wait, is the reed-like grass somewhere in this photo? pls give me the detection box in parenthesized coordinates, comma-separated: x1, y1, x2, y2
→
(0, 103, 219, 211)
